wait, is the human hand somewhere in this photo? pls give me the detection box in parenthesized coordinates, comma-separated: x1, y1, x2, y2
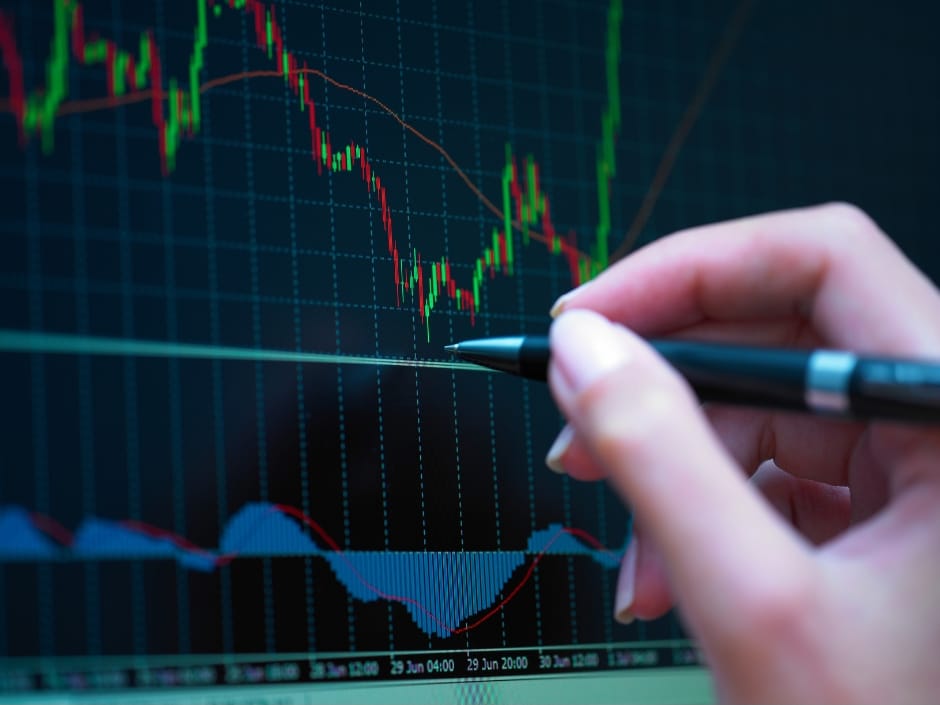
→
(545, 203, 940, 703)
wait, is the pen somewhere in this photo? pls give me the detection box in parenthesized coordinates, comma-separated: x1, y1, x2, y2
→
(444, 335, 940, 423)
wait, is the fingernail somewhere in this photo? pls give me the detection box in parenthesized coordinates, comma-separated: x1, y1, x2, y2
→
(549, 282, 590, 318)
(545, 424, 574, 473)
(614, 538, 637, 624)
(549, 292, 573, 318)
(550, 310, 632, 393)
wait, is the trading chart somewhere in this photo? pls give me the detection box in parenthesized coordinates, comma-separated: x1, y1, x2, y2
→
(3, 0, 937, 698)
(0, 0, 703, 693)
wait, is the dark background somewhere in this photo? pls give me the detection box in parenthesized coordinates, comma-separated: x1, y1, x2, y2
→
(0, 0, 937, 677)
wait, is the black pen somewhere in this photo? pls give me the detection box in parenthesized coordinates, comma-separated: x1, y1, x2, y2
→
(444, 335, 940, 423)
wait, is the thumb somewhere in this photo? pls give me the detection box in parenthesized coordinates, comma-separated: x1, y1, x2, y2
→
(548, 310, 811, 639)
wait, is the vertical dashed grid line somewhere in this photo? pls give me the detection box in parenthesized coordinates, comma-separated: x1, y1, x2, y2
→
(557, 0, 605, 645)
(570, 0, 617, 648)
(464, 0, 504, 648)
(392, 0, 429, 541)
(500, 0, 544, 645)
(154, 0, 191, 656)
(197, 42, 234, 657)
(393, 0, 429, 643)
(519, 379, 544, 647)
(57, 0, 100, 658)
(458, 2, 486, 651)
(431, 0, 459, 651)
(533, 1, 562, 301)
(109, 0, 147, 659)
(520, 0, 559, 651)
(561, 476, 578, 642)
(498, 0, 527, 348)
(594, 481, 615, 648)
(356, 1, 396, 652)
(565, 0, 596, 267)
(20, 0, 55, 659)
(467, 0, 510, 512)
(314, 4, 350, 653)
(492, 0, 517, 482)
(283, 3, 318, 655)
(238, 6, 275, 655)
(429, 0, 454, 341)
(448, 375, 468, 648)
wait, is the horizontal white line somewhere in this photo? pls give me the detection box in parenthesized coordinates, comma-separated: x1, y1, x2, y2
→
(0, 329, 483, 372)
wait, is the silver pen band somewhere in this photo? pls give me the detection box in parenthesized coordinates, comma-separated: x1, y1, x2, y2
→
(805, 350, 858, 413)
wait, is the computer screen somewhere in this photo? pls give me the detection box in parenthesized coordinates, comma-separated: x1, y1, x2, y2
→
(0, 1, 937, 703)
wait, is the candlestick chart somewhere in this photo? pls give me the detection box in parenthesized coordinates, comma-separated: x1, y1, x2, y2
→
(0, 0, 703, 696)
(3, 0, 937, 699)
(0, 0, 624, 340)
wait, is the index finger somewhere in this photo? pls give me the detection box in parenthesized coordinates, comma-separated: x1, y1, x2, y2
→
(553, 203, 940, 356)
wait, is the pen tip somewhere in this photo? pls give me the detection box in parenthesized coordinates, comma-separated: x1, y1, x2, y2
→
(444, 343, 458, 353)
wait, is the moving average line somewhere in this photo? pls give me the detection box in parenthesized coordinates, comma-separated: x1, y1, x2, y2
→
(20, 66, 520, 246)
(0, 0, 750, 341)
(610, 0, 754, 261)
(0, 329, 483, 372)
(0, 0, 620, 337)
(0, 66, 535, 255)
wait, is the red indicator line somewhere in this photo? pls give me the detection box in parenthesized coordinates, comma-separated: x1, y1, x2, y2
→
(0, 0, 609, 340)
(27, 502, 618, 636)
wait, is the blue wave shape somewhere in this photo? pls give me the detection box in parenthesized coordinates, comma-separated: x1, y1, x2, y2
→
(526, 523, 621, 568)
(72, 519, 216, 572)
(326, 550, 526, 637)
(0, 502, 626, 636)
(0, 506, 59, 558)
(220, 502, 318, 556)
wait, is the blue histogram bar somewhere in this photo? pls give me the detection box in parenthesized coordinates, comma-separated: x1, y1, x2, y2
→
(0, 503, 626, 638)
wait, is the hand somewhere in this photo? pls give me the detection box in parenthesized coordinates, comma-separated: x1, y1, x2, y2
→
(545, 203, 940, 703)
